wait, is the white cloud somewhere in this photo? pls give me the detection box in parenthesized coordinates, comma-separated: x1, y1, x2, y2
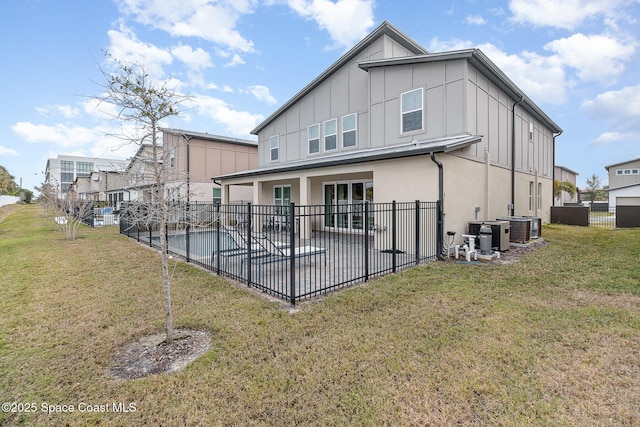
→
(287, 0, 374, 50)
(508, 0, 631, 30)
(428, 32, 636, 106)
(12, 120, 143, 160)
(188, 95, 264, 136)
(107, 23, 173, 79)
(0, 146, 19, 156)
(115, 0, 255, 53)
(35, 105, 81, 118)
(245, 85, 277, 105)
(427, 37, 569, 104)
(81, 97, 122, 120)
(544, 33, 635, 82)
(582, 84, 640, 129)
(427, 37, 474, 52)
(590, 131, 637, 145)
(479, 43, 569, 104)
(171, 44, 212, 71)
(464, 15, 487, 25)
(224, 53, 245, 67)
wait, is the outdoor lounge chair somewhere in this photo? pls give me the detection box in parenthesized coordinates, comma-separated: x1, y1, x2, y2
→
(211, 225, 288, 268)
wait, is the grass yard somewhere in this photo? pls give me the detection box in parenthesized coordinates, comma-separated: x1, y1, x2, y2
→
(1, 204, 639, 426)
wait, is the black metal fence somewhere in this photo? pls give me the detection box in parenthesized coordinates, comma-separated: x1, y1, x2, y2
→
(79, 201, 120, 227)
(119, 201, 441, 305)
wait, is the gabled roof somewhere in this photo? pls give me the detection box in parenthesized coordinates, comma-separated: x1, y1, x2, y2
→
(358, 49, 562, 134)
(608, 182, 640, 191)
(160, 127, 257, 147)
(555, 165, 579, 175)
(124, 144, 159, 172)
(251, 21, 427, 135)
(605, 157, 640, 170)
(215, 133, 481, 180)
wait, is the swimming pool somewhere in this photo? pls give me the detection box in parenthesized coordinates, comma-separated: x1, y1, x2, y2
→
(152, 231, 239, 258)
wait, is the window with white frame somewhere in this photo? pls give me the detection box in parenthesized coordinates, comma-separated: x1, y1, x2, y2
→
(529, 123, 534, 142)
(616, 168, 640, 175)
(274, 185, 291, 215)
(270, 135, 279, 161)
(308, 124, 320, 154)
(324, 119, 337, 151)
(401, 88, 423, 133)
(342, 114, 357, 148)
(212, 188, 221, 204)
(529, 181, 534, 211)
(169, 147, 176, 168)
(537, 182, 542, 210)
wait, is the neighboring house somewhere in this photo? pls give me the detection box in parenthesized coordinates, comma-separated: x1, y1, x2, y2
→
(68, 129, 257, 207)
(45, 155, 126, 194)
(554, 165, 578, 206)
(216, 21, 562, 242)
(161, 128, 258, 203)
(605, 157, 640, 208)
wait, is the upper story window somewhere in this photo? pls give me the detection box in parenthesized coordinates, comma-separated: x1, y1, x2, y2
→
(401, 88, 423, 133)
(529, 122, 534, 142)
(169, 147, 176, 168)
(342, 114, 357, 148)
(61, 160, 74, 172)
(616, 168, 640, 175)
(77, 162, 93, 177)
(270, 135, 279, 162)
(324, 119, 337, 151)
(308, 124, 320, 155)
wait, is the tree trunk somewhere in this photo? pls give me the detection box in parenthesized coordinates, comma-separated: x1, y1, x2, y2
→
(159, 215, 173, 345)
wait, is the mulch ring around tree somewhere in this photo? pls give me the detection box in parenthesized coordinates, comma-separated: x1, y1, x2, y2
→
(110, 329, 211, 380)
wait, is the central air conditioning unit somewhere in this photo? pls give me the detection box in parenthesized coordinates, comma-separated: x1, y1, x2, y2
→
(525, 216, 541, 239)
(468, 220, 511, 251)
(497, 216, 538, 243)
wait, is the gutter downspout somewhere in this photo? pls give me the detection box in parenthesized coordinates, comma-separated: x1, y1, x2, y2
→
(552, 131, 562, 206)
(511, 95, 525, 216)
(430, 152, 444, 259)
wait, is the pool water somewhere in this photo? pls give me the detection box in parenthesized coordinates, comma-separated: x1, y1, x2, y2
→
(159, 231, 238, 258)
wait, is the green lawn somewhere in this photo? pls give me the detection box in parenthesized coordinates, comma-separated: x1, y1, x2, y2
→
(1, 204, 639, 426)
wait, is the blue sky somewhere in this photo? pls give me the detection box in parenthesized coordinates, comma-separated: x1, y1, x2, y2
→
(2, 0, 639, 193)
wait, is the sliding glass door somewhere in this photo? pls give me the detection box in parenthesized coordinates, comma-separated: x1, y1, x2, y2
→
(324, 181, 373, 231)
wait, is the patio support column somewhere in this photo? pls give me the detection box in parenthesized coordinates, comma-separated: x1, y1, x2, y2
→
(221, 183, 230, 205)
(253, 181, 263, 234)
(299, 176, 311, 240)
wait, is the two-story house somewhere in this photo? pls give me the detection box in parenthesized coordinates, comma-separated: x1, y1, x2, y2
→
(161, 128, 258, 203)
(554, 165, 579, 206)
(605, 157, 640, 208)
(216, 21, 562, 243)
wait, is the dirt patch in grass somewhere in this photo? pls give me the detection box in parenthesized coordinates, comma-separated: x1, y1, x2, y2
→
(109, 329, 211, 380)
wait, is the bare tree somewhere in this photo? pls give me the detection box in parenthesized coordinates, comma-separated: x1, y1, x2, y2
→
(55, 191, 94, 240)
(97, 53, 191, 344)
(35, 182, 57, 219)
